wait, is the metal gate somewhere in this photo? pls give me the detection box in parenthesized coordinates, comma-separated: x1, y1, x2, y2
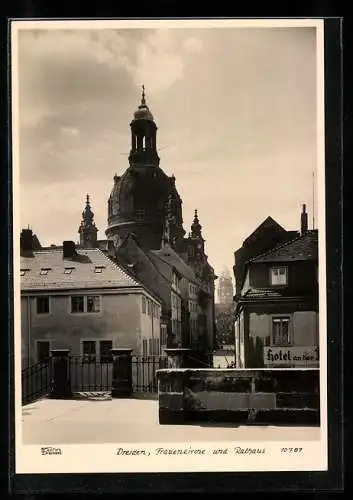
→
(131, 355, 167, 393)
(69, 356, 113, 392)
(22, 358, 53, 405)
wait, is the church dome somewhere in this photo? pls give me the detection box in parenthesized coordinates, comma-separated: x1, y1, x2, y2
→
(108, 167, 178, 220)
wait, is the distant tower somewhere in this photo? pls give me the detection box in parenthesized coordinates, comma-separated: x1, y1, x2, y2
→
(218, 268, 234, 305)
(78, 194, 98, 248)
(187, 209, 205, 261)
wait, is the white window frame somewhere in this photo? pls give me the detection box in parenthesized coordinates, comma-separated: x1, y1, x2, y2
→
(36, 296, 51, 315)
(69, 295, 102, 314)
(270, 266, 288, 286)
(271, 315, 292, 346)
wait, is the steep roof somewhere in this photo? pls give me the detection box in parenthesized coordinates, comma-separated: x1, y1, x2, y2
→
(20, 247, 145, 292)
(242, 216, 287, 247)
(249, 230, 318, 264)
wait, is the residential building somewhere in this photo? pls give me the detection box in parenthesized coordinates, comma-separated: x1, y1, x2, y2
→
(233, 216, 299, 298)
(234, 205, 319, 368)
(20, 230, 162, 368)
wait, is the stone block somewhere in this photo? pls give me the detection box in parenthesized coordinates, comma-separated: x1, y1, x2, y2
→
(276, 393, 320, 409)
(159, 409, 185, 425)
(248, 393, 276, 409)
(159, 393, 184, 410)
(254, 376, 277, 393)
(275, 370, 319, 393)
(254, 409, 320, 425)
(183, 409, 249, 424)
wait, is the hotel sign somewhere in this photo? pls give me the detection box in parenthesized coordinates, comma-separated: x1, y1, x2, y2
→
(263, 346, 319, 367)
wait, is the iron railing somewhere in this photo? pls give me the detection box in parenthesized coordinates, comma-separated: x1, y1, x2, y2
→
(22, 358, 53, 405)
(131, 355, 168, 393)
(69, 356, 113, 392)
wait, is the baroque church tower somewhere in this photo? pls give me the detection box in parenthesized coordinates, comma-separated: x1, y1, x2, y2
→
(106, 86, 185, 250)
(78, 194, 98, 248)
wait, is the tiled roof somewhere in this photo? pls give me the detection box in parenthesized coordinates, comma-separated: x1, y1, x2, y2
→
(242, 287, 288, 299)
(20, 247, 142, 291)
(149, 244, 199, 284)
(249, 230, 318, 263)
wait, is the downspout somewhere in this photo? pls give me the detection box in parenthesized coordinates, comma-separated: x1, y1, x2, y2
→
(27, 296, 31, 366)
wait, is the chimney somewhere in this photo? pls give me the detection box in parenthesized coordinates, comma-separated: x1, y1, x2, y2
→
(63, 241, 76, 260)
(301, 204, 308, 235)
(20, 228, 34, 254)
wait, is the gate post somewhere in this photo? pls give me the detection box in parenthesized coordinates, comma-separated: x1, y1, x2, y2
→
(163, 348, 192, 369)
(111, 348, 133, 398)
(49, 349, 71, 399)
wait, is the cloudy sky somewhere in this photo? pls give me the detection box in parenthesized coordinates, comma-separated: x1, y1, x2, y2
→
(14, 22, 320, 290)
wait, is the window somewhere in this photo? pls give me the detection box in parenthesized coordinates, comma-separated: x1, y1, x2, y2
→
(147, 300, 152, 316)
(64, 268, 74, 274)
(99, 340, 113, 363)
(20, 269, 29, 276)
(71, 295, 84, 313)
(272, 317, 291, 345)
(40, 268, 50, 275)
(142, 339, 148, 355)
(82, 340, 96, 363)
(71, 295, 101, 313)
(87, 296, 100, 313)
(270, 266, 288, 286)
(36, 296, 50, 314)
(37, 341, 50, 363)
(94, 266, 105, 273)
(142, 297, 146, 314)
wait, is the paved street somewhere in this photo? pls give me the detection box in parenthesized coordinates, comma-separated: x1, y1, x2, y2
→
(22, 397, 320, 445)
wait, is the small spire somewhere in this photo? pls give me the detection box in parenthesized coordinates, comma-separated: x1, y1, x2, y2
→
(86, 194, 90, 206)
(141, 84, 146, 105)
(191, 209, 202, 238)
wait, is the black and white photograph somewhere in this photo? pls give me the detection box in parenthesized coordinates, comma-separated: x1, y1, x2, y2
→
(12, 18, 328, 474)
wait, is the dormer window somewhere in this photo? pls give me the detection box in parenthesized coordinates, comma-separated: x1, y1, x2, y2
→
(94, 266, 105, 273)
(40, 268, 51, 276)
(270, 266, 288, 286)
(20, 269, 29, 276)
(64, 267, 74, 274)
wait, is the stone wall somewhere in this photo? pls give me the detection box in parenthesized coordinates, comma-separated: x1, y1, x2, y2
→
(157, 368, 320, 426)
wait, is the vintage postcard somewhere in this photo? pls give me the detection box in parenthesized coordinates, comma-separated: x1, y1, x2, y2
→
(12, 18, 328, 476)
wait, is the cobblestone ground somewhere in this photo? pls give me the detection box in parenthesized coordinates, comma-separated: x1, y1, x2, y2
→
(21, 397, 320, 445)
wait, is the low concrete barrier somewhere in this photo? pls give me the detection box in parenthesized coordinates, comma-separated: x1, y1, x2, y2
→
(157, 368, 320, 426)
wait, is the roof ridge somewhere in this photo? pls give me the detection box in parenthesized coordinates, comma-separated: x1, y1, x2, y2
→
(151, 247, 199, 285)
(95, 248, 141, 287)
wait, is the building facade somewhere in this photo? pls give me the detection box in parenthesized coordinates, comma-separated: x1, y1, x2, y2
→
(234, 206, 319, 369)
(20, 231, 162, 368)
